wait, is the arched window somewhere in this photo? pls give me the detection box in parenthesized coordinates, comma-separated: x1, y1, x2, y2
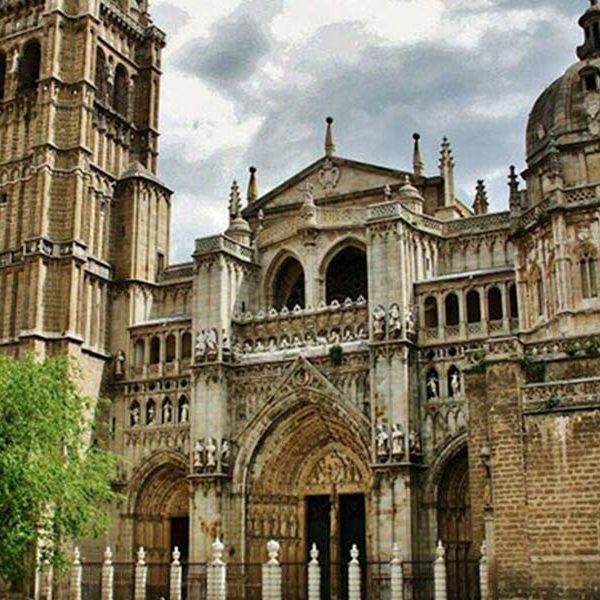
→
(95, 47, 108, 103)
(0, 52, 6, 101)
(487, 287, 503, 321)
(325, 246, 368, 304)
(534, 275, 545, 317)
(149, 336, 161, 364)
(18, 40, 41, 92)
(113, 64, 129, 116)
(448, 365, 461, 398)
(146, 399, 156, 425)
(424, 296, 439, 329)
(426, 368, 440, 399)
(165, 334, 176, 363)
(273, 256, 305, 310)
(134, 339, 145, 368)
(509, 284, 519, 319)
(445, 293, 459, 326)
(181, 332, 192, 359)
(466, 290, 481, 323)
(580, 253, 598, 299)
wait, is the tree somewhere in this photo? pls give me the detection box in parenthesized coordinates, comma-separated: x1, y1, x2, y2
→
(0, 354, 118, 590)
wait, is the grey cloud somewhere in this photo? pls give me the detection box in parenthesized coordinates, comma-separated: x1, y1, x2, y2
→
(174, 14, 272, 86)
(152, 2, 190, 35)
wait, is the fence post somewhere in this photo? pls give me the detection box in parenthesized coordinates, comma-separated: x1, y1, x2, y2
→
(70, 548, 82, 600)
(479, 540, 489, 600)
(207, 538, 226, 600)
(101, 547, 114, 600)
(170, 547, 183, 600)
(39, 560, 53, 600)
(390, 543, 404, 600)
(308, 544, 320, 600)
(262, 540, 282, 600)
(434, 541, 447, 600)
(134, 547, 147, 600)
(348, 545, 361, 600)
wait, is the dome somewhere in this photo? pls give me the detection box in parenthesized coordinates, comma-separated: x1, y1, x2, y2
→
(526, 2, 600, 163)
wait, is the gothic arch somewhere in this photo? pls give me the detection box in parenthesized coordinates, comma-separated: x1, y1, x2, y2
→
(319, 237, 368, 304)
(18, 39, 41, 92)
(265, 249, 306, 310)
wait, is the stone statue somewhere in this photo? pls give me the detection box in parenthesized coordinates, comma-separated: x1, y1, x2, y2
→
(195, 330, 207, 360)
(205, 329, 218, 361)
(376, 422, 390, 461)
(130, 405, 140, 427)
(162, 402, 172, 424)
(180, 400, 189, 423)
(384, 184, 393, 201)
(221, 439, 231, 470)
(193, 440, 204, 471)
(409, 430, 422, 457)
(372, 305, 386, 340)
(147, 404, 155, 425)
(391, 424, 405, 460)
(405, 305, 416, 333)
(389, 304, 402, 338)
(114, 350, 126, 378)
(450, 370, 461, 398)
(206, 437, 217, 470)
(427, 374, 439, 399)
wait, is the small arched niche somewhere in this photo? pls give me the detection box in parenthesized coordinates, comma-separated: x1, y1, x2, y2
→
(18, 40, 41, 92)
(272, 256, 306, 310)
(325, 245, 368, 304)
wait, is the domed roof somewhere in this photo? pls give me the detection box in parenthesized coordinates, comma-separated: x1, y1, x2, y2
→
(526, 2, 600, 163)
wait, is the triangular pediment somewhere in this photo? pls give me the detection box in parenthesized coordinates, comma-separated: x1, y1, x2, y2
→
(243, 155, 413, 215)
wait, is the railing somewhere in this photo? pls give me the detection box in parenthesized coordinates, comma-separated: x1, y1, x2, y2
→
(81, 562, 102, 600)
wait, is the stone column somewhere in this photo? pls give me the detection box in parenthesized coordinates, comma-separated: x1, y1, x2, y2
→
(70, 548, 82, 600)
(101, 548, 114, 600)
(206, 539, 226, 600)
(348, 545, 361, 600)
(134, 547, 147, 600)
(479, 541, 489, 600)
(39, 560, 53, 600)
(434, 542, 447, 600)
(170, 547, 183, 600)
(390, 543, 404, 600)
(262, 540, 282, 600)
(308, 544, 321, 600)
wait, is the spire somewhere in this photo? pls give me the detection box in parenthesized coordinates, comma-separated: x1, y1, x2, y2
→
(228, 180, 242, 221)
(508, 165, 520, 211)
(247, 166, 258, 203)
(578, 0, 600, 60)
(473, 180, 489, 215)
(439, 137, 455, 207)
(412, 133, 425, 177)
(325, 116, 336, 157)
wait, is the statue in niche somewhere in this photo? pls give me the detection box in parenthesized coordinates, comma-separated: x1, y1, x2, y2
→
(372, 305, 386, 340)
(409, 430, 422, 458)
(130, 405, 140, 427)
(376, 422, 390, 461)
(205, 329, 219, 361)
(389, 304, 402, 338)
(193, 440, 204, 471)
(195, 331, 207, 360)
(405, 305, 416, 333)
(147, 404, 155, 425)
(179, 400, 189, 423)
(114, 350, 126, 378)
(221, 330, 231, 362)
(221, 439, 231, 471)
(206, 437, 217, 471)
(162, 402, 172, 424)
(450, 370, 461, 398)
(391, 424, 405, 460)
(427, 374, 439, 399)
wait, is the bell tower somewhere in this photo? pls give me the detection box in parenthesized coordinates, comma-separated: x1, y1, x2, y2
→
(0, 0, 170, 397)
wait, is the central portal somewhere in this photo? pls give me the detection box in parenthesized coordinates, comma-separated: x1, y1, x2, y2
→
(306, 494, 366, 600)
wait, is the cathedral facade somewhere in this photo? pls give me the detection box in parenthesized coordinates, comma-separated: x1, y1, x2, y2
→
(3, 0, 600, 598)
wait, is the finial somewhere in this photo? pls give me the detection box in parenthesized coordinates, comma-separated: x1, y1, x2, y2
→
(172, 547, 181, 565)
(325, 116, 336, 157)
(412, 133, 425, 177)
(350, 545, 360, 563)
(104, 547, 113, 564)
(228, 180, 242, 221)
(247, 166, 258, 203)
(391, 543, 402, 564)
(73, 547, 81, 566)
(310, 543, 319, 564)
(473, 179, 489, 215)
(578, 0, 600, 59)
(508, 165, 520, 211)
(435, 541, 446, 561)
(267, 539, 280, 564)
(439, 137, 454, 170)
(137, 547, 146, 565)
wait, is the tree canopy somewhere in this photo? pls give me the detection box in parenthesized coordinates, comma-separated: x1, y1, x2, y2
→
(0, 354, 118, 589)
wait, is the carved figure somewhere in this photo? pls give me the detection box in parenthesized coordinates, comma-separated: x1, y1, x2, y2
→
(114, 350, 126, 378)
(193, 440, 204, 470)
(389, 304, 402, 338)
(147, 404, 155, 425)
(409, 430, 422, 457)
(206, 437, 217, 470)
(405, 305, 416, 333)
(391, 424, 405, 460)
(180, 400, 189, 423)
(130, 405, 140, 427)
(427, 374, 439, 399)
(221, 439, 231, 470)
(195, 330, 207, 359)
(162, 402, 172, 424)
(205, 329, 218, 360)
(376, 422, 390, 460)
(450, 370, 461, 398)
(372, 305, 386, 340)
(222, 330, 231, 361)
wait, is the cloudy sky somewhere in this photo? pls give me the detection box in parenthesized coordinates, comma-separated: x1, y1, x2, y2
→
(150, 0, 585, 263)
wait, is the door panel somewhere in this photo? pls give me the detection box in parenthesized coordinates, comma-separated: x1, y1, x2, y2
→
(339, 494, 366, 600)
(306, 496, 332, 600)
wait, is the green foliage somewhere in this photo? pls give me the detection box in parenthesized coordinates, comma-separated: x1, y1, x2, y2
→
(329, 344, 343, 366)
(469, 350, 488, 374)
(0, 355, 119, 589)
(565, 342, 580, 358)
(584, 338, 600, 357)
(546, 394, 561, 410)
(521, 356, 547, 383)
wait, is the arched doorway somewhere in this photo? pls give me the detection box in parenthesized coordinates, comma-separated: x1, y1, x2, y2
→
(324, 245, 368, 304)
(236, 374, 371, 600)
(436, 446, 477, 600)
(132, 458, 190, 564)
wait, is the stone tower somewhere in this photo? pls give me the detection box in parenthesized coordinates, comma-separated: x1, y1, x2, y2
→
(0, 0, 170, 397)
